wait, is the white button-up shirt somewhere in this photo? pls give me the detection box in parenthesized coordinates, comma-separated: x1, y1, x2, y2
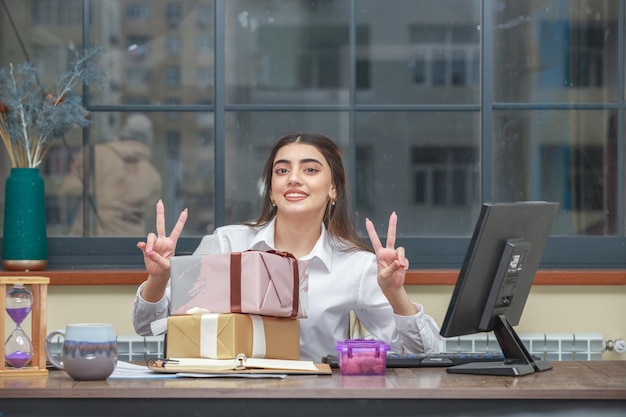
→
(132, 218, 442, 361)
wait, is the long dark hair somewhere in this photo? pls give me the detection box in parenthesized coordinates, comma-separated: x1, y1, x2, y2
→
(248, 132, 372, 253)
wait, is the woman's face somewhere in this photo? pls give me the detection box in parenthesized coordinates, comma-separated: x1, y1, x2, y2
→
(270, 142, 336, 220)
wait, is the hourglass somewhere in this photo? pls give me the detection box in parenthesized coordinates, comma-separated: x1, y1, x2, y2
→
(5, 283, 34, 368)
(0, 277, 49, 376)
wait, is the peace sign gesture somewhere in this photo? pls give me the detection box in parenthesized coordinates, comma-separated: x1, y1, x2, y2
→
(365, 212, 409, 292)
(137, 199, 188, 280)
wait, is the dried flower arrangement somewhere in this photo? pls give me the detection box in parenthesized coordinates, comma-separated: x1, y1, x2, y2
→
(0, 45, 106, 168)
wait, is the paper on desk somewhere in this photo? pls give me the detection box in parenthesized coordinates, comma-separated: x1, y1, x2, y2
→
(109, 361, 178, 379)
(176, 372, 287, 379)
(109, 361, 287, 379)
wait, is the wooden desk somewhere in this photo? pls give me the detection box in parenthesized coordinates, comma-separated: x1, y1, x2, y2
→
(1, 361, 625, 416)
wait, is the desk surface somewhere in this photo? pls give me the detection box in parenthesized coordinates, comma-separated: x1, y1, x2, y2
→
(1, 361, 625, 417)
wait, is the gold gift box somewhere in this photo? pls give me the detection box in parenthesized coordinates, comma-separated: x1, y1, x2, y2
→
(166, 313, 300, 360)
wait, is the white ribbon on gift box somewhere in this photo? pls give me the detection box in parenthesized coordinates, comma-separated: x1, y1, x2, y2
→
(150, 306, 211, 336)
(200, 313, 267, 358)
(249, 315, 267, 358)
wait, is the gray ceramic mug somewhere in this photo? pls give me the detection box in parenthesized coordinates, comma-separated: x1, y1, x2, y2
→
(45, 323, 118, 381)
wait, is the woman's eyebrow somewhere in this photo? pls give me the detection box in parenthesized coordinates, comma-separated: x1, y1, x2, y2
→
(300, 158, 323, 165)
(273, 158, 323, 166)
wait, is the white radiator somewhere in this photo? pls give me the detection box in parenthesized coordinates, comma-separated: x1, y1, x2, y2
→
(442, 332, 605, 361)
(112, 332, 607, 362)
(116, 335, 165, 362)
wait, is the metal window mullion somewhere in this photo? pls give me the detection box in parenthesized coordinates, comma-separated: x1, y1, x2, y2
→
(213, 0, 226, 227)
(481, 0, 494, 202)
(82, 0, 92, 236)
(617, 0, 625, 236)
(349, 0, 357, 221)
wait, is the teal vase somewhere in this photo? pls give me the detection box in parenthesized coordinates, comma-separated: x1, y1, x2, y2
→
(2, 168, 48, 271)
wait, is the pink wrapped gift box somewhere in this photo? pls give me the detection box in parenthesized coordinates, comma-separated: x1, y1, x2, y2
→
(170, 250, 308, 318)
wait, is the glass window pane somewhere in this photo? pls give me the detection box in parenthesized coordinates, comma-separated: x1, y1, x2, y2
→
(0, 1, 84, 237)
(355, 112, 481, 237)
(356, 0, 480, 105)
(225, 0, 351, 105)
(1, 0, 626, 269)
(493, 0, 618, 103)
(224, 111, 349, 225)
(40, 111, 214, 238)
(88, 0, 215, 106)
(493, 110, 617, 236)
(37, 129, 83, 237)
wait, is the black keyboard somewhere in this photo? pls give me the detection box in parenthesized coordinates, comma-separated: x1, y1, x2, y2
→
(322, 352, 506, 368)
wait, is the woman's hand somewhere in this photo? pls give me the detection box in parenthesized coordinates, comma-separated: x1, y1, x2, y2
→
(365, 211, 408, 291)
(366, 212, 417, 316)
(137, 199, 188, 281)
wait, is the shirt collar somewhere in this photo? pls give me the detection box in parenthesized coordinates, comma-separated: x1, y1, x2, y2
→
(248, 218, 276, 251)
(248, 217, 333, 272)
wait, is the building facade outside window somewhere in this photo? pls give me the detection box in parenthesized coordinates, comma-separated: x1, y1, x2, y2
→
(0, 0, 624, 270)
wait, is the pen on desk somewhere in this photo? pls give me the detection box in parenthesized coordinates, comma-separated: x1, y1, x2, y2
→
(147, 358, 179, 368)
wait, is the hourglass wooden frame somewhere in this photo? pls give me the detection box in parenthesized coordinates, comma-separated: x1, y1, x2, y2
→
(0, 276, 49, 377)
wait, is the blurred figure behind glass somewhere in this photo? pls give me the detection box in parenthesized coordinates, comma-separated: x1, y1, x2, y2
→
(59, 114, 162, 236)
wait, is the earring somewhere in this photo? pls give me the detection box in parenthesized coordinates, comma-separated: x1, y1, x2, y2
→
(270, 199, 276, 207)
(331, 199, 336, 206)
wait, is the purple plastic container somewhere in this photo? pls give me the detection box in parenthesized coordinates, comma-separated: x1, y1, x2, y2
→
(334, 339, 390, 375)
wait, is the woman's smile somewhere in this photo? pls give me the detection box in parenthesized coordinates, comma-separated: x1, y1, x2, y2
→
(284, 190, 309, 202)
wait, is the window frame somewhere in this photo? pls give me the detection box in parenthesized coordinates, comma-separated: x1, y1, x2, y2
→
(1, 0, 625, 272)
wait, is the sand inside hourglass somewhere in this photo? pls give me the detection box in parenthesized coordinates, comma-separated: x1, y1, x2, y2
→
(5, 284, 34, 368)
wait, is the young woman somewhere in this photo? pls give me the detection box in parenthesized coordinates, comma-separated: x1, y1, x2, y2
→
(132, 132, 441, 361)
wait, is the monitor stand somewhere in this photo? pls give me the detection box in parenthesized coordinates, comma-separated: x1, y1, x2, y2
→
(446, 314, 553, 377)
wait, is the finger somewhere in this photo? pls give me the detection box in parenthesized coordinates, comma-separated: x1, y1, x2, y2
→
(396, 246, 408, 269)
(137, 242, 149, 261)
(169, 208, 188, 241)
(156, 199, 166, 238)
(145, 232, 157, 252)
(386, 259, 407, 278)
(380, 261, 401, 280)
(148, 250, 171, 271)
(386, 211, 398, 249)
(365, 218, 384, 251)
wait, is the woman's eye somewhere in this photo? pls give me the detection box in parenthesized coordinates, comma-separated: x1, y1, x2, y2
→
(304, 167, 320, 173)
(275, 168, 288, 175)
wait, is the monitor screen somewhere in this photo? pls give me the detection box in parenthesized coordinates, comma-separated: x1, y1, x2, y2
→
(440, 201, 559, 376)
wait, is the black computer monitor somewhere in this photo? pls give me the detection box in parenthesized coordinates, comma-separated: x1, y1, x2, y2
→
(440, 201, 559, 376)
